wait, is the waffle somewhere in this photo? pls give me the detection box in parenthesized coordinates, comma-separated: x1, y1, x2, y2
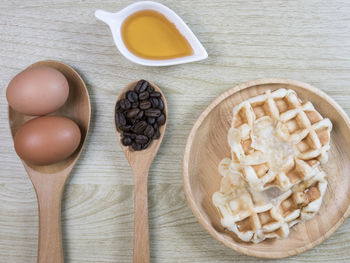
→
(212, 161, 327, 243)
(212, 88, 331, 243)
(229, 89, 332, 191)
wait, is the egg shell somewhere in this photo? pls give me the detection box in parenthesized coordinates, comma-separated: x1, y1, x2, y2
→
(14, 116, 81, 165)
(6, 66, 69, 116)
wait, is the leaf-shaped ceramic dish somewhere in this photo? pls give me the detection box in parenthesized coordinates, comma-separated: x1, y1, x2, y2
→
(95, 1, 208, 66)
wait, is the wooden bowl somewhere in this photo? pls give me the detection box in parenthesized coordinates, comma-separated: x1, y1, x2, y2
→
(183, 78, 350, 258)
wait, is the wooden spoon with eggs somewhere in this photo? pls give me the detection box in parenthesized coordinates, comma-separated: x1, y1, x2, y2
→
(7, 60, 91, 263)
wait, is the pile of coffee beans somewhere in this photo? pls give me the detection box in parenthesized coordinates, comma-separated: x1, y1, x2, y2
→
(115, 80, 166, 151)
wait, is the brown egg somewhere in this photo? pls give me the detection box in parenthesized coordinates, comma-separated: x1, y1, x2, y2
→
(6, 66, 69, 115)
(14, 116, 81, 165)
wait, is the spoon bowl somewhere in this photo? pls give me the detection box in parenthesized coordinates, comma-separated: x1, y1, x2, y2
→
(115, 80, 167, 166)
(114, 80, 167, 263)
(8, 60, 91, 263)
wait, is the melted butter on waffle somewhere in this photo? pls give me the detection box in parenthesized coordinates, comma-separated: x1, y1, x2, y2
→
(251, 117, 297, 176)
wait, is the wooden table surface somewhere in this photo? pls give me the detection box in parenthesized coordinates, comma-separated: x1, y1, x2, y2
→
(1, 0, 350, 262)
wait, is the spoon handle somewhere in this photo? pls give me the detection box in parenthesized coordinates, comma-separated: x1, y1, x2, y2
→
(30, 173, 66, 263)
(133, 172, 150, 263)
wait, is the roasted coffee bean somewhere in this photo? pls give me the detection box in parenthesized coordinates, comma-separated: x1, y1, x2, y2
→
(150, 92, 161, 98)
(116, 112, 126, 127)
(142, 139, 152, 149)
(122, 136, 133, 146)
(120, 99, 131, 110)
(132, 102, 139, 108)
(119, 125, 131, 132)
(147, 117, 156, 124)
(153, 123, 159, 134)
(127, 91, 138, 103)
(136, 135, 149, 145)
(140, 100, 151, 110)
(139, 91, 149, 100)
(145, 108, 161, 117)
(147, 85, 154, 93)
(144, 125, 155, 138)
(137, 81, 148, 93)
(124, 132, 136, 139)
(150, 97, 159, 108)
(132, 120, 147, 134)
(136, 110, 144, 119)
(131, 142, 142, 151)
(158, 98, 164, 110)
(135, 80, 145, 93)
(126, 108, 140, 119)
(157, 114, 166, 125)
(116, 101, 121, 111)
(153, 127, 160, 139)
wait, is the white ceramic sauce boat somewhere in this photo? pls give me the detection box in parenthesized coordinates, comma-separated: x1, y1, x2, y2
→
(95, 1, 208, 66)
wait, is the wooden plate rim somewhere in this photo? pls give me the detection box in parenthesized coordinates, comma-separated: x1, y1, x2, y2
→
(182, 78, 350, 258)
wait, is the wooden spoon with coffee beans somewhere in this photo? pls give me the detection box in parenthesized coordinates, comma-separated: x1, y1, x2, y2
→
(114, 80, 167, 263)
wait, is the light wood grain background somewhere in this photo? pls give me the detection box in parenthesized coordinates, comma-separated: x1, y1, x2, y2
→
(1, 0, 350, 262)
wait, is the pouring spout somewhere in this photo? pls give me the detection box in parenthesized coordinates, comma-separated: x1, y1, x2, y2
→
(95, 9, 119, 25)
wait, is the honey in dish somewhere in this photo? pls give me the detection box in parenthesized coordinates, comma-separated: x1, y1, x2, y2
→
(121, 10, 193, 60)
